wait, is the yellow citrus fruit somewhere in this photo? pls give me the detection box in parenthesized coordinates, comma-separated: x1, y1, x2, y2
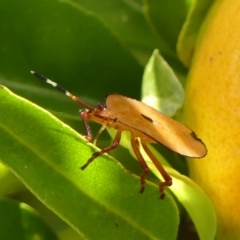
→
(183, 0, 240, 239)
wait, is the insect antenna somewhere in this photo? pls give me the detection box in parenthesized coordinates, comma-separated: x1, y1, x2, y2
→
(30, 71, 95, 111)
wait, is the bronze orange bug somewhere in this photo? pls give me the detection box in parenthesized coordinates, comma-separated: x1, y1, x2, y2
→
(31, 71, 207, 198)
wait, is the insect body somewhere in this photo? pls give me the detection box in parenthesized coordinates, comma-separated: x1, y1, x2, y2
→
(31, 71, 207, 198)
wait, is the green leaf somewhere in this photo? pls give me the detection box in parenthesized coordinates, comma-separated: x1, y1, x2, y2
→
(143, 0, 193, 50)
(141, 49, 184, 116)
(61, 0, 163, 65)
(173, 177, 216, 240)
(0, 197, 58, 240)
(61, 0, 188, 75)
(177, 0, 214, 66)
(0, 85, 179, 239)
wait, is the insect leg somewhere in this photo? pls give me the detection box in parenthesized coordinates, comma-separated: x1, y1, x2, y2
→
(93, 124, 106, 146)
(80, 110, 93, 141)
(141, 143, 172, 199)
(130, 136, 149, 194)
(80, 130, 122, 170)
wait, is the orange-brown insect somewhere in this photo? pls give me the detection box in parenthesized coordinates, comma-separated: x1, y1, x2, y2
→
(31, 71, 207, 198)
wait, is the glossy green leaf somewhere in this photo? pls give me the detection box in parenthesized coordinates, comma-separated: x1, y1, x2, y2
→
(0, 86, 179, 239)
(0, 197, 58, 240)
(177, 0, 214, 66)
(141, 49, 184, 116)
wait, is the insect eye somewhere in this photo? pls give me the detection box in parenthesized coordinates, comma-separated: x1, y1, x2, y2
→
(141, 114, 153, 123)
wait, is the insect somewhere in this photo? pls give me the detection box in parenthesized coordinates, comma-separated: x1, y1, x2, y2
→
(31, 71, 207, 198)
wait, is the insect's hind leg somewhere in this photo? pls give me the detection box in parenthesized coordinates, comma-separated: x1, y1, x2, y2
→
(80, 130, 122, 170)
(131, 136, 149, 194)
(141, 143, 172, 199)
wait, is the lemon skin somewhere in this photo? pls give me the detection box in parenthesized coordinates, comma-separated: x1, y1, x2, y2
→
(183, 0, 240, 238)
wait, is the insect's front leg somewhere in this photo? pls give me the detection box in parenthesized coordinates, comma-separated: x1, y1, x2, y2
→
(80, 109, 93, 141)
(80, 130, 122, 170)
